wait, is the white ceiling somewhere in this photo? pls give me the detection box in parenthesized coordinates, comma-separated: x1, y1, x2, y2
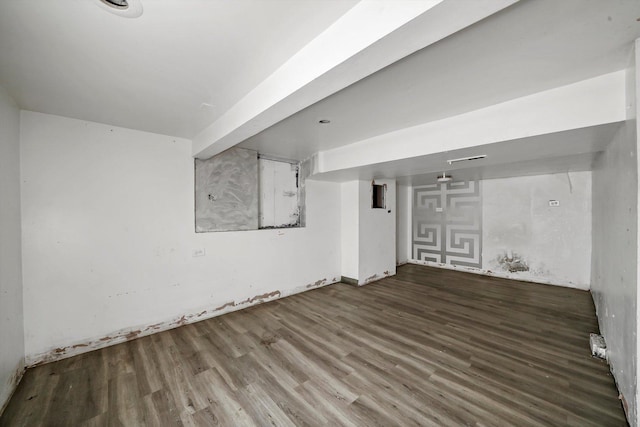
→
(0, 0, 358, 138)
(240, 0, 640, 161)
(1, 0, 639, 184)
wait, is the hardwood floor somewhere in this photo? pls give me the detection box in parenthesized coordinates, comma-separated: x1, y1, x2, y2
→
(1, 264, 627, 426)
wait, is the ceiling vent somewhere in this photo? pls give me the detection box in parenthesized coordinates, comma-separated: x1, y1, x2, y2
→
(96, 0, 143, 18)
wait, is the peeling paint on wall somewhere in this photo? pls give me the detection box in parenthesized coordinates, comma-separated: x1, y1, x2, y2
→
(496, 251, 530, 273)
(0, 361, 26, 416)
(364, 274, 378, 284)
(481, 172, 591, 288)
(306, 278, 327, 289)
(124, 330, 141, 340)
(24, 279, 338, 368)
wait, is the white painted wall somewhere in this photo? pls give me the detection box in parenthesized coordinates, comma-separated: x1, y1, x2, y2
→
(0, 86, 24, 413)
(483, 172, 592, 289)
(359, 179, 396, 283)
(396, 183, 411, 265)
(340, 180, 396, 284)
(20, 111, 342, 363)
(591, 40, 639, 426)
(340, 181, 359, 280)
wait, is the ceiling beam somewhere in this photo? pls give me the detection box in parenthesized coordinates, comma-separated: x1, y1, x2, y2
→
(192, 0, 519, 159)
(314, 71, 626, 179)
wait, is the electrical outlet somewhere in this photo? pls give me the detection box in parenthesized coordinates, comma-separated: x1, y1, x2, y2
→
(548, 200, 560, 207)
(192, 248, 206, 257)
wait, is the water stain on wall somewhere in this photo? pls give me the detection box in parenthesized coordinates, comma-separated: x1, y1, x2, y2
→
(306, 278, 326, 289)
(496, 251, 529, 273)
(28, 281, 349, 368)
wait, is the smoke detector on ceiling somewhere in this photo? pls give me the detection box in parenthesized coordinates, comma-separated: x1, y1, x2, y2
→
(437, 173, 452, 183)
(96, 0, 143, 18)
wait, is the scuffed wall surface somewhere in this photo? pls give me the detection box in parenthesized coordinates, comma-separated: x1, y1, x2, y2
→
(359, 179, 396, 284)
(0, 87, 25, 412)
(20, 111, 342, 362)
(483, 172, 592, 289)
(195, 147, 258, 232)
(592, 119, 638, 424)
(341, 180, 396, 284)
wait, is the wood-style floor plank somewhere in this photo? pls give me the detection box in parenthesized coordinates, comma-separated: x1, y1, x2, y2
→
(0, 265, 627, 426)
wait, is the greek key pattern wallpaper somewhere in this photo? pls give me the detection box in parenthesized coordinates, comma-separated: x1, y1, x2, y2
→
(412, 180, 482, 268)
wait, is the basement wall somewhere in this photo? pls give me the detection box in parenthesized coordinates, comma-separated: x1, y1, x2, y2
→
(591, 40, 639, 426)
(0, 87, 24, 413)
(19, 111, 342, 364)
(410, 172, 592, 289)
(341, 180, 396, 284)
(483, 172, 592, 289)
(359, 179, 396, 283)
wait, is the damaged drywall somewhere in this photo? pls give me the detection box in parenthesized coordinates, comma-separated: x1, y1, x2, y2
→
(195, 147, 259, 232)
(306, 278, 327, 289)
(0, 361, 25, 416)
(482, 172, 591, 288)
(495, 251, 530, 273)
(20, 112, 342, 372)
(407, 172, 591, 289)
(25, 278, 337, 367)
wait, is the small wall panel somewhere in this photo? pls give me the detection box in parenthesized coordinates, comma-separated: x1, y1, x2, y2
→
(195, 147, 258, 232)
(259, 158, 299, 228)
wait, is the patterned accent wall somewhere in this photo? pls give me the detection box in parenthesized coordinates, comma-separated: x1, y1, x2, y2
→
(412, 180, 482, 268)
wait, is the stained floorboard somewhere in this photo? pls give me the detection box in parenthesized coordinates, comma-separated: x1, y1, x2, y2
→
(0, 265, 627, 426)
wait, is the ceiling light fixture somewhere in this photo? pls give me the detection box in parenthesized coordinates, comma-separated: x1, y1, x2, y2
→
(96, 0, 143, 18)
(447, 154, 486, 165)
(102, 0, 128, 8)
(318, 119, 331, 124)
(437, 172, 452, 183)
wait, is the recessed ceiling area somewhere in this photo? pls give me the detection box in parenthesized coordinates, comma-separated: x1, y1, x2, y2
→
(240, 0, 640, 167)
(310, 123, 623, 185)
(0, 0, 638, 187)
